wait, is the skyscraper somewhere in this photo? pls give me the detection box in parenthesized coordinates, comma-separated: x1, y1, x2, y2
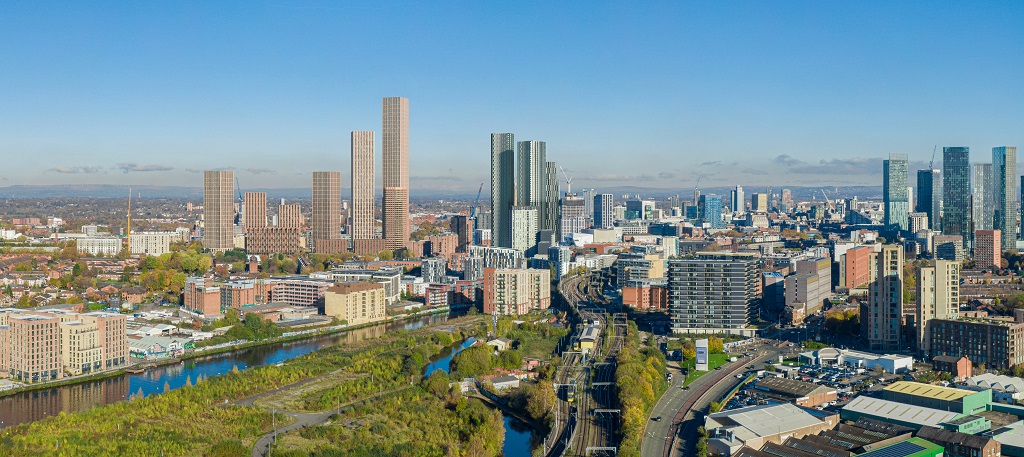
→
(203, 170, 234, 252)
(916, 169, 941, 232)
(594, 194, 613, 229)
(351, 130, 375, 241)
(558, 194, 587, 241)
(883, 153, 909, 232)
(543, 161, 559, 231)
(312, 171, 341, 251)
(698, 195, 724, 229)
(450, 215, 474, 253)
(942, 147, 971, 248)
(490, 133, 515, 248)
(382, 96, 409, 250)
(516, 140, 548, 222)
(583, 188, 596, 222)
(278, 203, 302, 228)
(731, 185, 745, 215)
(993, 146, 1017, 249)
(973, 163, 993, 232)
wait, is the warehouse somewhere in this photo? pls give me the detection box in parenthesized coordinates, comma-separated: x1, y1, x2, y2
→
(753, 376, 837, 408)
(882, 381, 991, 415)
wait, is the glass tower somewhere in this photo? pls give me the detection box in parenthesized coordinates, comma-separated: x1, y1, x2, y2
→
(942, 147, 971, 249)
(916, 169, 941, 232)
(883, 153, 910, 232)
(994, 147, 1018, 248)
(972, 163, 993, 233)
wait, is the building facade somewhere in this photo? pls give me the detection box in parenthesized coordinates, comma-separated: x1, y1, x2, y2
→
(993, 146, 1017, 248)
(381, 97, 410, 250)
(973, 163, 994, 232)
(942, 147, 971, 249)
(916, 260, 960, 358)
(883, 153, 910, 232)
(351, 130, 375, 242)
(203, 170, 235, 252)
(322, 282, 386, 326)
(865, 245, 904, 352)
(483, 268, 551, 315)
(491, 133, 516, 248)
(311, 171, 342, 252)
(917, 168, 942, 231)
(668, 252, 761, 336)
(930, 317, 1024, 370)
(975, 230, 1001, 270)
(593, 193, 613, 229)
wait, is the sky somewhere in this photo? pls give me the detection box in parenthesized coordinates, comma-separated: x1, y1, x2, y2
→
(2, 1, 1023, 193)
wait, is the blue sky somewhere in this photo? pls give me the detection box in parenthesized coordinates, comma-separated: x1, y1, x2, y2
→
(1, 1, 1023, 192)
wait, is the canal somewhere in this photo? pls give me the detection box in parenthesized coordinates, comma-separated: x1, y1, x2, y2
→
(0, 313, 451, 429)
(427, 336, 543, 456)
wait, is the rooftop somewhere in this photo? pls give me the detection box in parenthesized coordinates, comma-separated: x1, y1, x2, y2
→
(855, 437, 944, 457)
(965, 373, 1024, 393)
(883, 381, 973, 401)
(842, 397, 959, 427)
(708, 403, 826, 439)
(327, 282, 385, 294)
(757, 376, 835, 398)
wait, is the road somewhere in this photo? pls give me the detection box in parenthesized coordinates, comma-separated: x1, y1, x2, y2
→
(640, 344, 782, 457)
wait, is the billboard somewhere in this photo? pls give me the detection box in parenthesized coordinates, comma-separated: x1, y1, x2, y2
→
(695, 338, 709, 371)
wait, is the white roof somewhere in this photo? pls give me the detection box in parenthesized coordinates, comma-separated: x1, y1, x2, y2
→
(993, 421, 1024, 448)
(842, 396, 959, 427)
(965, 373, 1024, 393)
(707, 403, 823, 439)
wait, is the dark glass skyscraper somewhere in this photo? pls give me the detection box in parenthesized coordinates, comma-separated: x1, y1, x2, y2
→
(883, 153, 910, 232)
(916, 169, 941, 231)
(942, 147, 971, 248)
(993, 146, 1018, 248)
(490, 133, 515, 248)
(698, 194, 724, 229)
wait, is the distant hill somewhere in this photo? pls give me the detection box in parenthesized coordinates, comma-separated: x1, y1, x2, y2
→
(0, 184, 882, 202)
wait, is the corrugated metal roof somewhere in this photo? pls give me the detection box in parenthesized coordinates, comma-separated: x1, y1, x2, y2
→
(883, 381, 972, 401)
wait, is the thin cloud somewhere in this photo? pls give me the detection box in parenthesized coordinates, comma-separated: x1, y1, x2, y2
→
(49, 166, 103, 174)
(792, 157, 884, 175)
(242, 168, 274, 175)
(582, 174, 655, 182)
(658, 172, 675, 179)
(411, 175, 464, 182)
(700, 161, 721, 166)
(117, 162, 173, 173)
(775, 154, 805, 166)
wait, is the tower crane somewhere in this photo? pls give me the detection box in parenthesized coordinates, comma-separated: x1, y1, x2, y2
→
(557, 164, 574, 195)
(929, 145, 937, 170)
(470, 183, 484, 218)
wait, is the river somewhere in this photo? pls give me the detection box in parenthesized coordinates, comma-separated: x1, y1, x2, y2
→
(0, 313, 452, 429)
(426, 336, 543, 457)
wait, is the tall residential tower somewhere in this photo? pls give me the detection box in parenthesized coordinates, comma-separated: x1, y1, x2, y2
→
(490, 133, 515, 248)
(381, 97, 409, 250)
(203, 170, 235, 252)
(883, 153, 909, 232)
(942, 147, 971, 248)
(993, 146, 1018, 248)
(311, 171, 342, 252)
(351, 130, 375, 241)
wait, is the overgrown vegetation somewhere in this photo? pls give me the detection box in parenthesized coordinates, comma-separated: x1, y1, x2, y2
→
(615, 321, 668, 457)
(0, 317, 486, 456)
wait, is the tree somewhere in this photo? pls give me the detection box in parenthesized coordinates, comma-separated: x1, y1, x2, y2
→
(378, 250, 394, 261)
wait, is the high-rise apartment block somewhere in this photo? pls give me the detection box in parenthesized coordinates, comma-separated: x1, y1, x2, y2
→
(382, 97, 410, 250)
(351, 130, 375, 242)
(594, 194, 613, 229)
(751, 193, 768, 213)
(490, 133, 515, 248)
(129, 231, 173, 256)
(975, 230, 1002, 270)
(883, 153, 909, 232)
(993, 146, 1017, 248)
(930, 316, 1024, 370)
(203, 170, 235, 251)
(511, 206, 539, 254)
(973, 163, 994, 232)
(558, 194, 587, 241)
(244, 191, 267, 230)
(943, 147, 971, 248)
(277, 203, 302, 228)
(916, 260, 960, 358)
(312, 171, 343, 253)
(698, 195, 724, 229)
(451, 215, 474, 253)
(916, 169, 941, 232)
(482, 268, 551, 315)
(864, 245, 904, 352)
(668, 252, 760, 336)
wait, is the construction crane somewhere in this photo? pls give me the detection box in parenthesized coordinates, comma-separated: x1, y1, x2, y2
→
(470, 183, 484, 218)
(929, 145, 937, 170)
(235, 176, 243, 203)
(820, 188, 833, 210)
(557, 164, 574, 195)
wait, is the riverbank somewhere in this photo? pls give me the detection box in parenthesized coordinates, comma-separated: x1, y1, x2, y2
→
(0, 315, 488, 456)
(0, 306, 458, 400)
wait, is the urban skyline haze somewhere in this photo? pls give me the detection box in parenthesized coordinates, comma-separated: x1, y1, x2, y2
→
(2, 2, 1024, 191)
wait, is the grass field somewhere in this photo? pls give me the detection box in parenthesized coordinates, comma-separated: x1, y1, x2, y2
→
(679, 353, 730, 386)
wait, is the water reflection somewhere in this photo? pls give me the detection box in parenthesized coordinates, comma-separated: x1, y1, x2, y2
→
(0, 313, 450, 428)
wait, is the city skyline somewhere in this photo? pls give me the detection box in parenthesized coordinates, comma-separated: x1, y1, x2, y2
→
(2, 3, 1024, 191)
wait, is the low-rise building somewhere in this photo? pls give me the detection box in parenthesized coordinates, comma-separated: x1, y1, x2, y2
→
(705, 403, 839, 456)
(129, 231, 173, 256)
(929, 317, 1024, 370)
(184, 276, 221, 316)
(916, 425, 1000, 457)
(322, 282, 386, 326)
(881, 381, 991, 415)
(77, 237, 122, 256)
(753, 376, 837, 408)
(486, 337, 512, 352)
(799, 347, 913, 373)
(932, 355, 972, 380)
(963, 373, 1024, 404)
(840, 397, 960, 430)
